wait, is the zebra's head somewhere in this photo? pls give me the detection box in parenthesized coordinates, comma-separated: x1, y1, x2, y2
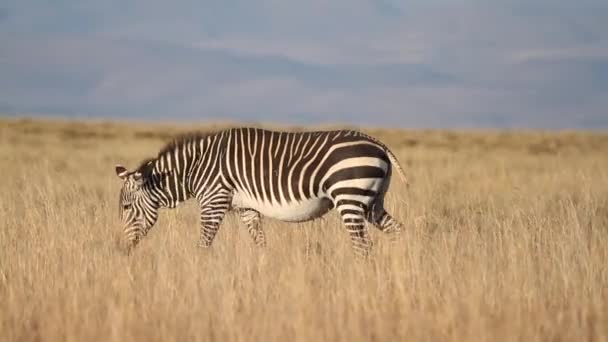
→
(115, 164, 159, 250)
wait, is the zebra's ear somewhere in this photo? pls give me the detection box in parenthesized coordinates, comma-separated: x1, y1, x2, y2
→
(115, 165, 129, 180)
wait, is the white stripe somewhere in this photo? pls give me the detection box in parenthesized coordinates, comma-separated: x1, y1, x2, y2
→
(326, 178, 383, 195)
(319, 157, 388, 189)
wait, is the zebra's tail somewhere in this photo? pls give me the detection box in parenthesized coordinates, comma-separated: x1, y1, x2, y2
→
(359, 132, 409, 187)
(384, 147, 409, 188)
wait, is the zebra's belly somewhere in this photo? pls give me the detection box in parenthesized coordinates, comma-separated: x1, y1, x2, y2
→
(231, 193, 333, 222)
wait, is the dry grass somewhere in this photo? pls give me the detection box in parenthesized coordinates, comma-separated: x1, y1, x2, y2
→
(1, 117, 608, 341)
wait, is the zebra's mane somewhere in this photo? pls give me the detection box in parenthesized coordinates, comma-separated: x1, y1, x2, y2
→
(135, 158, 156, 176)
(157, 131, 217, 156)
(136, 131, 220, 173)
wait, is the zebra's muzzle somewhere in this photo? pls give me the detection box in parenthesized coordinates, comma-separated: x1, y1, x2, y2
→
(120, 223, 143, 254)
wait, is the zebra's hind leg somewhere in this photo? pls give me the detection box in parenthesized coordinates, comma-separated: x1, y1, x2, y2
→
(368, 208, 403, 243)
(368, 195, 403, 243)
(337, 203, 373, 257)
(239, 208, 266, 247)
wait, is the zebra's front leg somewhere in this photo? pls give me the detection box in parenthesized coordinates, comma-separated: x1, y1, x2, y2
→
(239, 208, 266, 247)
(198, 199, 230, 248)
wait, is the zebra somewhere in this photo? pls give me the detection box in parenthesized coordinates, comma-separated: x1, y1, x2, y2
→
(115, 127, 408, 256)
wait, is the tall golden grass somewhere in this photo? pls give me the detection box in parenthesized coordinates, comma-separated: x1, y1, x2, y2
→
(1, 117, 607, 341)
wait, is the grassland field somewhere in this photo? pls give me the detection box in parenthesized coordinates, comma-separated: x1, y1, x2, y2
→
(1, 117, 608, 341)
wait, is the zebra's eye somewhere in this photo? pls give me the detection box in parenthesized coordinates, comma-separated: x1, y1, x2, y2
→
(123, 204, 131, 210)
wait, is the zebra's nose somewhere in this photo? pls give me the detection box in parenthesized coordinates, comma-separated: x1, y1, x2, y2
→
(124, 243, 135, 256)
(116, 238, 133, 255)
(122, 239, 139, 255)
(117, 232, 139, 254)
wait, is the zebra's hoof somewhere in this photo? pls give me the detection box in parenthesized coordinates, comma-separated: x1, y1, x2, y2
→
(388, 232, 402, 243)
(255, 240, 267, 248)
(198, 240, 212, 249)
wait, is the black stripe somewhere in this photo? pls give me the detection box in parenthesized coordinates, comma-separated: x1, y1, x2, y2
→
(278, 132, 292, 203)
(262, 131, 274, 203)
(336, 199, 368, 210)
(220, 136, 236, 189)
(244, 129, 257, 200)
(232, 130, 246, 192)
(287, 135, 306, 202)
(250, 128, 262, 201)
(324, 166, 385, 190)
(340, 209, 364, 217)
(237, 129, 248, 193)
(330, 187, 377, 198)
(270, 132, 282, 204)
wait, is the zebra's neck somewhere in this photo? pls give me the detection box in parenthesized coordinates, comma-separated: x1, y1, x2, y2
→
(145, 133, 224, 208)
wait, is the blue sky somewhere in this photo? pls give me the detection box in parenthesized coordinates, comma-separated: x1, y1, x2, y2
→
(1, 0, 607, 128)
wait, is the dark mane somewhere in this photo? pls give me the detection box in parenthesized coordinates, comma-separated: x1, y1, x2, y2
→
(135, 158, 156, 177)
(156, 132, 215, 157)
(135, 131, 221, 175)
